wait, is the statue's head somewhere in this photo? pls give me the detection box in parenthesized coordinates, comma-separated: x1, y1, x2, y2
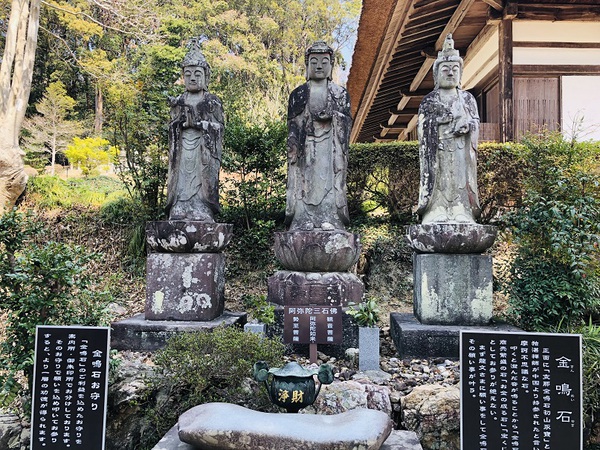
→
(433, 34, 463, 90)
(181, 38, 211, 92)
(305, 41, 334, 81)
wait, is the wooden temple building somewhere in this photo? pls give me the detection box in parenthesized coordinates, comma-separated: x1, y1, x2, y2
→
(347, 0, 600, 143)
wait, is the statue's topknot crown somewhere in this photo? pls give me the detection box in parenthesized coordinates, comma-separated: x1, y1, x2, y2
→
(436, 34, 461, 63)
(305, 41, 334, 65)
(181, 38, 210, 69)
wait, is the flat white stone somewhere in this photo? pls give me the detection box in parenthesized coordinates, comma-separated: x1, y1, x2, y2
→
(178, 402, 393, 450)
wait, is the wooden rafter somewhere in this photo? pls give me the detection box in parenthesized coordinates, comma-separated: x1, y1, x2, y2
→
(409, 0, 477, 92)
(482, 0, 503, 11)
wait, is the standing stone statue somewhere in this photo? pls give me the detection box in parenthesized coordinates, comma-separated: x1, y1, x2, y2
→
(286, 41, 352, 232)
(417, 34, 481, 224)
(166, 38, 224, 222)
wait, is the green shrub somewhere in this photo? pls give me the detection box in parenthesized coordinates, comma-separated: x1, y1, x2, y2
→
(347, 141, 524, 224)
(500, 133, 600, 329)
(552, 321, 600, 445)
(26, 175, 128, 209)
(242, 294, 275, 324)
(143, 327, 285, 447)
(0, 210, 112, 411)
(347, 297, 380, 327)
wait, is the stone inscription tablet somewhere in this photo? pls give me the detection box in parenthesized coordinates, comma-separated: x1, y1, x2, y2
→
(460, 331, 582, 450)
(284, 306, 342, 344)
(31, 326, 110, 450)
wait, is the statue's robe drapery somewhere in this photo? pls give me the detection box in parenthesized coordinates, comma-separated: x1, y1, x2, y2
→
(166, 91, 224, 221)
(416, 88, 481, 223)
(286, 81, 352, 230)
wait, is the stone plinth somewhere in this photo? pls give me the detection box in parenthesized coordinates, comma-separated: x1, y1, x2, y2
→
(413, 253, 492, 326)
(111, 312, 246, 351)
(268, 270, 363, 307)
(274, 230, 361, 272)
(146, 253, 225, 321)
(146, 221, 232, 253)
(406, 223, 497, 254)
(389, 312, 522, 358)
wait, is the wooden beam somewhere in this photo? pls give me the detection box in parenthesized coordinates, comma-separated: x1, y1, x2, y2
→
(514, 65, 600, 76)
(388, 108, 419, 116)
(409, 0, 476, 92)
(513, 41, 600, 49)
(498, 18, 514, 142)
(350, 0, 416, 143)
(516, 4, 600, 22)
(397, 95, 411, 111)
(482, 0, 503, 11)
(503, 1, 518, 19)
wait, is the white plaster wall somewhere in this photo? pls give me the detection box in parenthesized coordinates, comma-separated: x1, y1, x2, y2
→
(561, 76, 600, 141)
(514, 48, 600, 65)
(514, 21, 600, 43)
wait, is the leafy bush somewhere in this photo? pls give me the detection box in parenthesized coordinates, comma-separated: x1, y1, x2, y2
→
(65, 136, 119, 176)
(242, 294, 275, 325)
(500, 133, 600, 329)
(26, 175, 128, 208)
(222, 116, 287, 228)
(347, 141, 524, 224)
(347, 297, 380, 327)
(143, 327, 285, 447)
(552, 321, 600, 445)
(0, 210, 112, 411)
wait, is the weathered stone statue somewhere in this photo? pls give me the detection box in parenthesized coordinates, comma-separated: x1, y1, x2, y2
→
(166, 38, 224, 222)
(401, 34, 497, 330)
(268, 42, 363, 338)
(286, 41, 352, 231)
(417, 34, 480, 224)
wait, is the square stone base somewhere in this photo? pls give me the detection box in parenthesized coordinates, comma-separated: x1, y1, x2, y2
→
(267, 271, 363, 306)
(413, 253, 492, 326)
(111, 312, 246, 351)
(146, 253, 225, 321)
(390, 313, 522, 358)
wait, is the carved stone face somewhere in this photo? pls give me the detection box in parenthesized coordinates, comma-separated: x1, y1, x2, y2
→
(437, 62, 461, 89)
(183, 65, 206, 93)
(306, 53, 332, 81)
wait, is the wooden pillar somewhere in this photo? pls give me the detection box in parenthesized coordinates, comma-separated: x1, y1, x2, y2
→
(498, 17, 514, 142)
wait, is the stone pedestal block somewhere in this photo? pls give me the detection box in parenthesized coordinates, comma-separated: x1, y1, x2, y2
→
(146, 253, 225, 321)
(359, 327, 381, 371)
(267, 271, 363, 307)
(413, 253, 492, 325)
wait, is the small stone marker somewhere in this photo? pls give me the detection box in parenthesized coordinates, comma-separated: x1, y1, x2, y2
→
(31, 326, 110, 450)
(460, 331, 582, 450)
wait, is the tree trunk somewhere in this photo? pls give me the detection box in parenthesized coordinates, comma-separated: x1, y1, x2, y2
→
(94, 85, 104, 134)
(0, 0, 42, 212)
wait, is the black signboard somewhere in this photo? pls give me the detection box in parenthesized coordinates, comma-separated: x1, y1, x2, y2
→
(460, 331, 582, 450)
(284, 306, 343, 344)
(31, 326, 110, 450)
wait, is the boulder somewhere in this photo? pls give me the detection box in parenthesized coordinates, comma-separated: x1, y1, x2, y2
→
(401, 385, 459, 450)
(105, 353, 156, 450)
(302, 379, 392, 416)
(0, 413, 23, 449)
(178, 402, 393, 450)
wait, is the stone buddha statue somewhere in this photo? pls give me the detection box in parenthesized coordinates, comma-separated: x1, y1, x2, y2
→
(165, 38, 224, 222)
(285, 41, 352, 232)
(416, 34, 481, 224)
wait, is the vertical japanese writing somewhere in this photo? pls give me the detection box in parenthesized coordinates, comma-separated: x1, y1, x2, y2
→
(461, 332, 582, 450)
(31, 327, 109, 450)
(283, 307, 341, 344)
